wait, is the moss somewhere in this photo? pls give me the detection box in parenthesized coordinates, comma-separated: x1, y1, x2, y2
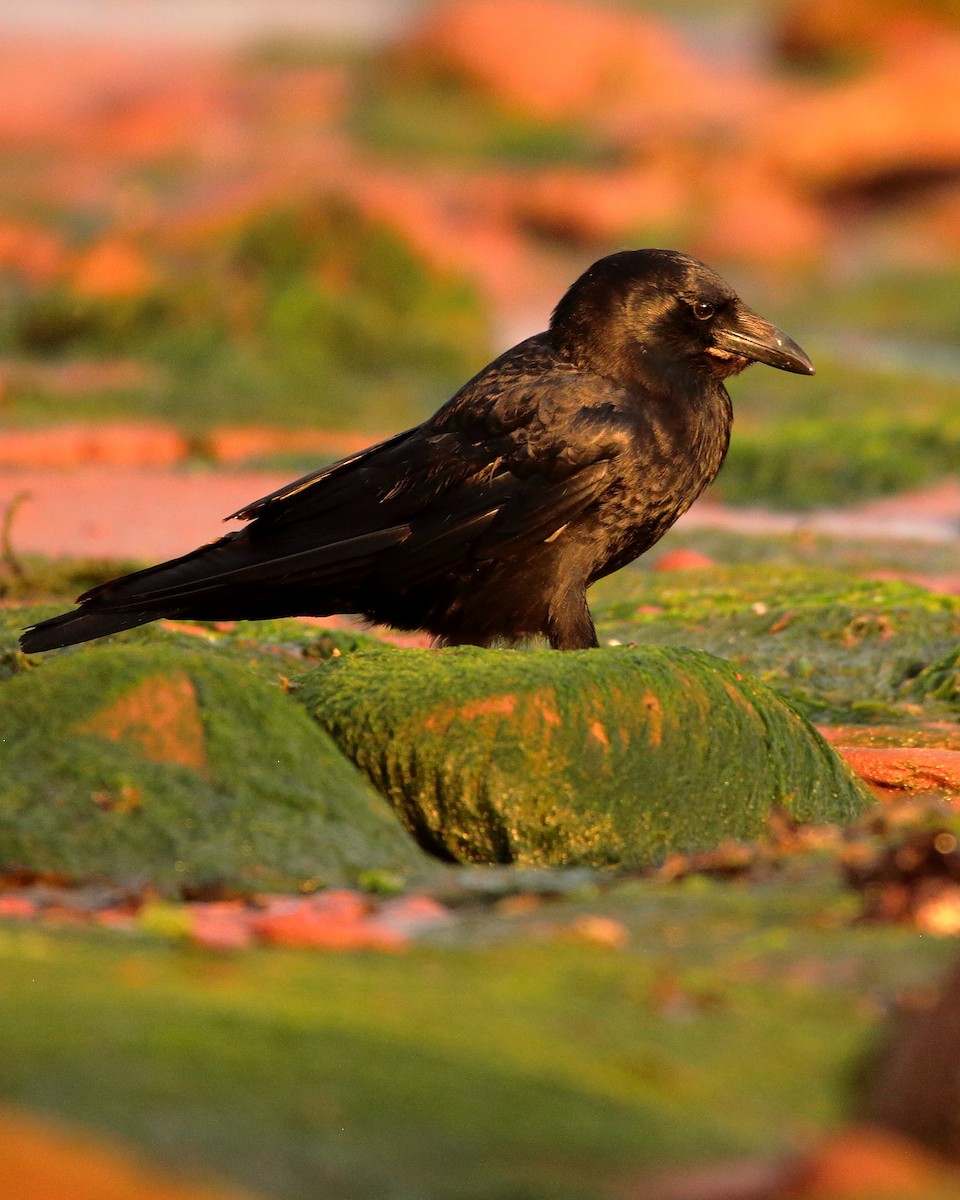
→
(1, 605, 382, 687)
(718, 353, 960, 509)
(0, 557, 147, 603)
(349, 70, 618, 167)
(297, 645, 870, 867)
(781, 268, 960, 347)
(0, 873, 952, 1200)
(0, 199, 490, 433)
(0, 642, 424, 891)
(910, 646, 960, 706)
(591, 566, 960, 724)
(647, 527, 960, 578)
(720, 414, 960, 509)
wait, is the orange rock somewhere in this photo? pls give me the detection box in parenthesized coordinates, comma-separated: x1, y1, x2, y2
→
(836, 747, 960, 795)
(92, 74, 239, 163)
(345, 166, 525, 302)
(205, 426, 379, 466)
(653, 549, 715, 572)
(0, 219, 66, 284)
(309, 889, 370, 921)
(256, 67, 348, 131)
(251, 898, 404, 951)
(189, 902, 255, 952)
(756, 39, 960, 190)
(72, 237, 156, 299)
(371, 894, 454, 936)
(692, 158, 829, 269)
(76, 671, 209, 774)
(404, 0, 723, 125)
(776, 0, 959, 66)
(0, 896, 37, 920)
(0, 42, 142, 144)
(783, 1125, 953, 1197)
(0, 423, 188, 469)
(0, 1105, 249, 1200)
(512, 161, 690, 244)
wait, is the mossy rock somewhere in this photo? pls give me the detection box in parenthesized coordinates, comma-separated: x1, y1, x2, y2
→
(911, 646, 960, 706)
(297, 646, 872, 867)
(1, 603, 382, 689)
(0, 643, 424, 891)
(591, 567, 960, 723)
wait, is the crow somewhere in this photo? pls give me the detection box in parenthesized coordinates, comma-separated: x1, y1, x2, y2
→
(20, 249, 813, 654)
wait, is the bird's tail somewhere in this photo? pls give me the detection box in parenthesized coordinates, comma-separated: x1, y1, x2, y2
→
(19, 530, 252, 653)
(18, 520, 414, 653)
(19, 606, 166, 653)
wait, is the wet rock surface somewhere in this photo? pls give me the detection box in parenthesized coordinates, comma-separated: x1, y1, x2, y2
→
(0, 638, 424, 891)
(298, 644, 871, 867)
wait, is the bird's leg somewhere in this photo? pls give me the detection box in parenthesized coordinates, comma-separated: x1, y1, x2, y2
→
(547, 591, 599, 650)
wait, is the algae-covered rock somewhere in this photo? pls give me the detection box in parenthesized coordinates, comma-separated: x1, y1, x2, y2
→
(592, 567, 960, 723)
(298, 646, 871, 867)
(0, 643, 424, 890)
(911, 646, 960, 707)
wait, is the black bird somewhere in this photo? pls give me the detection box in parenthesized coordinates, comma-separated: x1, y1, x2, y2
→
(20, 249, 813, 654)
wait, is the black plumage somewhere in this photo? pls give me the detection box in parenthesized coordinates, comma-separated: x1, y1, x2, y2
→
(20, 249, 813, 654)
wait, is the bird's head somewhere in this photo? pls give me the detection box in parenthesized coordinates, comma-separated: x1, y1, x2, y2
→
(550, 249, 814, 398)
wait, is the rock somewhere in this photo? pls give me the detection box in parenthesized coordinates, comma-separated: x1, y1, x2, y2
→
(654, 549, 716, 572)
(203, 425, 379, 466)
(0, 423, 188, 468)
(836, 747, 960, 795)
(0, 218, 65, 284)
(691, 157, 830, 270)
(0, 643, 424, 891)
(755, 40, 960, 193)
(775, 0, 959, 66)
(509, 161, 689, 244)
(0, 1105, 248, 1200)
(401, 0, 739, 134)
(70, 237, 156, 299)
(297, 646, 871, 867)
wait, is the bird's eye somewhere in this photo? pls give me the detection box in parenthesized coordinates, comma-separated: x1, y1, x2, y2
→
(692, 301, 715, 321)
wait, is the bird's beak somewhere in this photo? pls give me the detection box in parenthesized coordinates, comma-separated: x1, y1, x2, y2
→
(714, 308, 815, 375)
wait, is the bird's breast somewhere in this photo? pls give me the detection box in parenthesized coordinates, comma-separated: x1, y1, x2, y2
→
(586, 390, 731, 577)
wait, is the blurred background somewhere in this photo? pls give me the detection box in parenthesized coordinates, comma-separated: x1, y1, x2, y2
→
(1, 0, 960, 543)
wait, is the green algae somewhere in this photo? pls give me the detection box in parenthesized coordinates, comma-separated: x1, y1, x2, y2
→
(0, 556, 147, 603)
(349, 68, 618, 167)
(297, 645, 870, 867)
(649, 527, 960, 577)
(0, 872, 951, 1200)
(0, 199, 490, 433)
(721, 353, 960, 508)
(1, 603, 382, 688)
(911, 645, 960, 707)
(0, 641, 424, 891)
(591, 566, 960, 724)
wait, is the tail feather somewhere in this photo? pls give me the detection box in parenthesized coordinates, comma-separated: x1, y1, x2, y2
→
(16, 515, 457, 652)
(20, 607, 167, 653)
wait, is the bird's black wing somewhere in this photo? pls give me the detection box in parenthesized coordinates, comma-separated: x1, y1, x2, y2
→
(21, 336, 633, 650)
